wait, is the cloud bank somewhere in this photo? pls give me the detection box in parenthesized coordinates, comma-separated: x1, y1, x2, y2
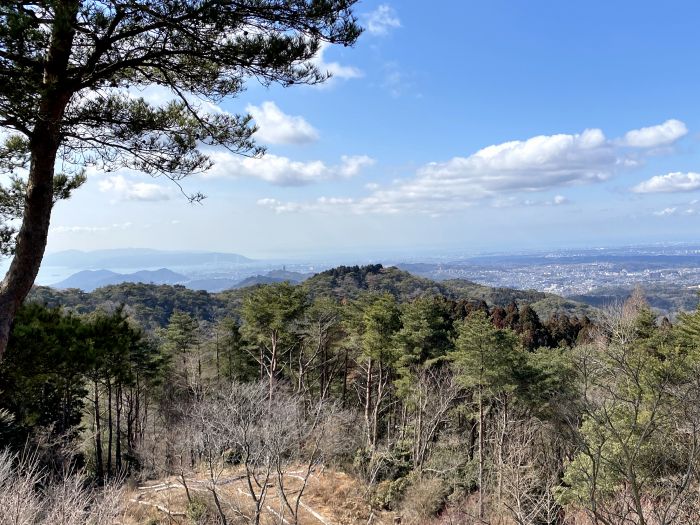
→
(257, 120, 687, 215)
(633, 172, 700, 193)
(98, 175, 173, 201)
(204, 152, 374, 186)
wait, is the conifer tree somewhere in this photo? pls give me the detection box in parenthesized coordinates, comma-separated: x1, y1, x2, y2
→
(0, 0, 361, 357)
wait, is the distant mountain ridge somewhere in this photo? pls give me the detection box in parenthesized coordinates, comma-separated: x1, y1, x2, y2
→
(43, 248, 254, 269)
(52, 267, 311, 292)
(53, 268, 187, 291)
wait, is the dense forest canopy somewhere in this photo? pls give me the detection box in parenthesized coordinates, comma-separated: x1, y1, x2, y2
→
(27, 264, 597, 329)
(10, 265, 699, 524)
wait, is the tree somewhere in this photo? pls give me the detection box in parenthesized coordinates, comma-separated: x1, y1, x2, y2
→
(0, 0, 361, 358)
(451, 311, 520, 521)
(0, 303, 90, 454)
(241, 282, 307, 400)
(160, 310, 201, 395)
(296, 296, 344, 400)
(560, 298, 700, 525)
(358, 293, 401, 454)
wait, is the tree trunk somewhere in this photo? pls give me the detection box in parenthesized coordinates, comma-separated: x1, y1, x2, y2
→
(342, 348, 348, 408)
(107, 378, 113, 478)
(116, 381, 122, 474)
(478, 383, 485, 521)
(215, 330, 220, 384)
(0, 1, 77, 359)
(364, 357, 373, 450)
(268, 332, 278, 401)
(126, 386, 134, 475)
(94, 379, 104, 483)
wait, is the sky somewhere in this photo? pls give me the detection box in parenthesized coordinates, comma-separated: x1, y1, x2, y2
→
(46, 1, 700, 259)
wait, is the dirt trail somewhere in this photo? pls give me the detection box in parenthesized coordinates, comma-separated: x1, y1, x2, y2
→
(129, 468, 352, 525)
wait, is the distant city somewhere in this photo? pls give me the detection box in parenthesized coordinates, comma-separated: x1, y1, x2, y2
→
(397, 248, 700, 295)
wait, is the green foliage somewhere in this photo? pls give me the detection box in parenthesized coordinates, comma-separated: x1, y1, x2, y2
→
(559, 301, 700, 521)
(516, 346, 578, 419)
(161, 311, 200, 357)
(30, 283, 223, 329)
(186, 496, 211, 524)
(451, 311, 521, 398)
(361, 293, 402, 363)
(0, 304, 156, 454)
(216, 317, 257, 382)
(0, 304, 90, 446)
(241, 282, 307, 341)
(394, 296, 454, 397)
(372, 476, 410, 511)
(0, 0, 363, 203)
(305, 265, 448, 302)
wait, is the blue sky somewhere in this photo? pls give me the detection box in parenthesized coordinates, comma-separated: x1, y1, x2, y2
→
(48, 1, 700, 258)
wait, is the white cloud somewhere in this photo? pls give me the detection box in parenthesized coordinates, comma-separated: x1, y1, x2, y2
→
(204, 151, 374, 186)
(365, 5, 401, 35)
(311, 42, 363, 85)
(633, 172, 700, 193)
(51, 222, 133, 234)
(256, 120, 685, 215)
(337, 155, 375, 177)
(98, 175, 173, 201)
(416, 128, 615, 193)
(246, 101, 319, 145)
(653, 207, 678, 217)
(257, 196, 356, 214)
(622, 119, 687, 148)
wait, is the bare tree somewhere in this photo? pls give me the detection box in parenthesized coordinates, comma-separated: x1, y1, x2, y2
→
(499, 419, 562, 525)
(411, 367, 461, 472)
(0, 449, 125, 525)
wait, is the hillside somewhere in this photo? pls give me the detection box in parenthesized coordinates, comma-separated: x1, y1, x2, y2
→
(571, 282, 700, 317)
(29, 264, 597, 329)
(304, 264, 449, 301)
(442, 279, 596, 319)
(30, 283, 225, 330)
(304, 265, 597, 319)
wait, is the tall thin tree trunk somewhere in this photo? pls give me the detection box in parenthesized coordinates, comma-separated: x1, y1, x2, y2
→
(107, 377, 113, 478)
(0, 1, 78, 358)
(364, 357, 373, 450)
(94, 379, 104, 483)
(497, 395, 508, 508)
(478, 383, 484, 521)
(342, 348, 348, 408)
(126, 386, 134, 475)
(269, 333, 278, 401)
(215, 329, 220, 384)
(372, 364, 383, 452)
(116, 381, 122, 474)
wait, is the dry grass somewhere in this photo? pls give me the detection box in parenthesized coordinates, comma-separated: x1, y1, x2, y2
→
(121, 466, 394, 525)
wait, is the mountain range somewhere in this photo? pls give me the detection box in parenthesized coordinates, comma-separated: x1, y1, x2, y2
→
(43, 248, 254, 269)
(52, 267, 312, 292)
(53, 268, 188, 291)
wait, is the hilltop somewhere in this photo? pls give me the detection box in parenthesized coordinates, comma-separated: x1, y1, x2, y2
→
(29, 264, 597, 329)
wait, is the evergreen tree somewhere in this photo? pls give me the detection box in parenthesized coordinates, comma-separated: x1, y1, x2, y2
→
(0, 0, 362, 357)
(241, 282, 307, 399)
(451, 311, 520, 520)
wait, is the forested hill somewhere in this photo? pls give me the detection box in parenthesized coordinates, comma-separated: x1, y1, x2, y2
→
(28, 264, 596, 329)
(301, 264, 595, 319)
